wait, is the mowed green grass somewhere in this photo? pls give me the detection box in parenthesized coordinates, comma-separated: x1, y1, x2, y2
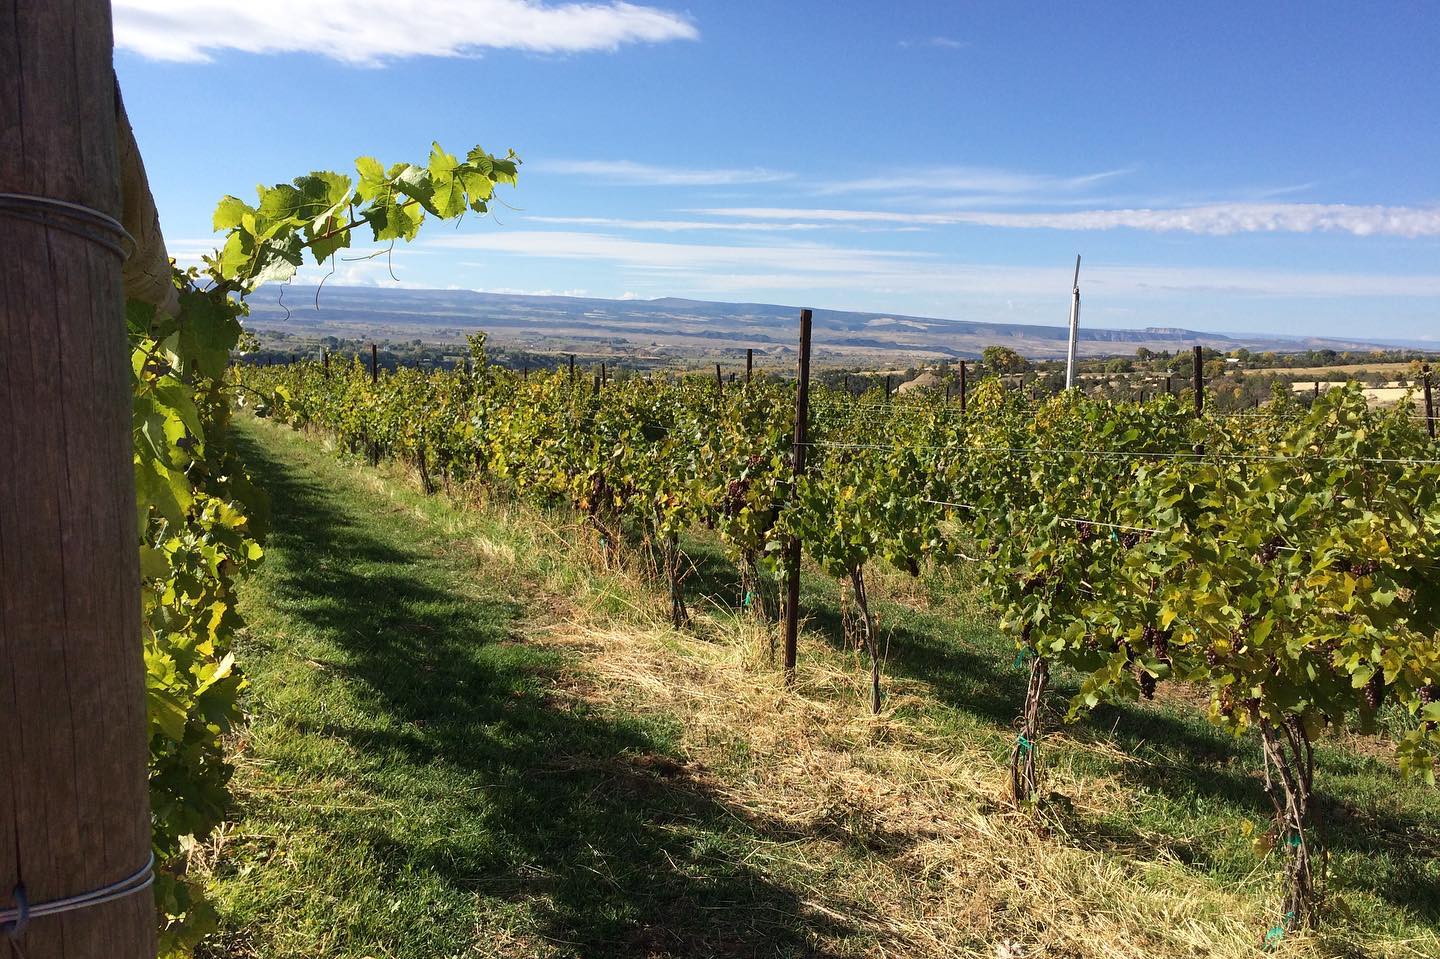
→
(204, 420, 836, 958)
(204, 415, 1440, 958)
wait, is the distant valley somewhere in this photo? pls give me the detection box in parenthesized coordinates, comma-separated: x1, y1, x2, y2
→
(244, 286, 1394, 365)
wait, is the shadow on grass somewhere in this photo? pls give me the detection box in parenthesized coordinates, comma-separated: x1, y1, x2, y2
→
(786, 563, 1440, 924)
(223, 428, 855, 958)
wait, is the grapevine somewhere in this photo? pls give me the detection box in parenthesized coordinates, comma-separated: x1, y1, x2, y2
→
(240, 349, 1440, 933)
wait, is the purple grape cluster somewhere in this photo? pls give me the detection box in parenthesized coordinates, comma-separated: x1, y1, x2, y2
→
(1363, 671, 1385, 711)
(1137, 666, 1157, 700)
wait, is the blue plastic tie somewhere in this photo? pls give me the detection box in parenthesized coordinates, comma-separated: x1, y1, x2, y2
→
(1264, 910, 1295, 948)
(2, 885, 28, 940)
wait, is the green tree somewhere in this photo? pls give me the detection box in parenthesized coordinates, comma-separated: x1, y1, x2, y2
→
(982, 345, 1031, 374)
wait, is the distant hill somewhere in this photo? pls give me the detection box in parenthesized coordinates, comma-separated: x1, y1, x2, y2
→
(244, 286, 1392, 363)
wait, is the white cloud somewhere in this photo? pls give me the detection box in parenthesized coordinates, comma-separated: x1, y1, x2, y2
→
(113, 1, 697, 65)
(474, 286, 590, 296)
(534, 159, 792, 186)
(432, 229, 1440, 298)
(436, 230, 927, 274)
(816, 165, 1132, 196)
(524, 215, 831, 231)
(898, 36, 968, 49)
(692, 203, 1440, 238)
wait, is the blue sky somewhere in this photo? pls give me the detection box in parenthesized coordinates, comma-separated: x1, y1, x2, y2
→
(114, 1, 1440, 340)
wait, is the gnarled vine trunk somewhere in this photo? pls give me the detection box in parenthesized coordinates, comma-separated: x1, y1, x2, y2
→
(664, 532, 689, 628)
(1010, 648, 1048, 806)
(1258, 716, 1321, 931)
(845, 567, 882, 714)
(740, 549, 776, 622)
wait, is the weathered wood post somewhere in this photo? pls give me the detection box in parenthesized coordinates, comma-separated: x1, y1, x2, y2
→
(715, 362, 723, 395)
(782, 309, 813, 683)
(568, 353, 575, 384)
(746, 348, 753, 384)
(370, 343, 378, 383)
(1, 2, 156, 956)
(322, 348, 330, 375)
(958, 360, 967, 415)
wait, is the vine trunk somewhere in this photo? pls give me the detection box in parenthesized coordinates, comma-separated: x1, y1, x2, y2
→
(1259, 715, 1322, 930)
(1011, 652, 1048, 806)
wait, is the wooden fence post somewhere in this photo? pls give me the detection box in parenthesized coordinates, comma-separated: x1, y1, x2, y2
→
(958, 361, 967, 416)
(715, 362, 723, 395)
(322, 348, 329, 375)
(884, 375, 892, 401)
(783, 309, 813, 683)
(568, 353, 575, 384)
(0, 2, 156, 955)
(746, 348, 753, 384)
(601, 362, 607, 389)
(370, 343, 378, 383)
(1424, 364, 1435, 439)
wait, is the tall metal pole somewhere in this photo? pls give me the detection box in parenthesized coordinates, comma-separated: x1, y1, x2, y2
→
(1064, 254, 1081, 390)
(1192, 345, 1205, 417)
(783, 309, 813, 683)
(1424, 364, 1435, 440)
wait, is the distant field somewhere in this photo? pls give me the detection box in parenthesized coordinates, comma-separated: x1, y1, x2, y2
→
(1260, 362, 1418, 377)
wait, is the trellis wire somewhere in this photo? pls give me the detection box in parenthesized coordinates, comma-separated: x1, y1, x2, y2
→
(0, 192, 135, 259)
(799, 439, 1440, 468)
(1, 854, 154, 937)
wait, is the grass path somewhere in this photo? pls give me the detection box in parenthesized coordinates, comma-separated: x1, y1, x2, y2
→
(204, 418, 843, 958)
(200, 416, 1440, 959)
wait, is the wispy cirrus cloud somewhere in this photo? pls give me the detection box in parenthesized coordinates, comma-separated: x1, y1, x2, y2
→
(535, 159, 793, 186)
(435, 230, 926, 274)
(113, 0, 697, 65)
(816, 165, 1134, 196)
(523, 215, 907, 232)
(691, 202, 1440, 238)
(430, 229, 1440, 298)
(897, 36, 968, 50)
